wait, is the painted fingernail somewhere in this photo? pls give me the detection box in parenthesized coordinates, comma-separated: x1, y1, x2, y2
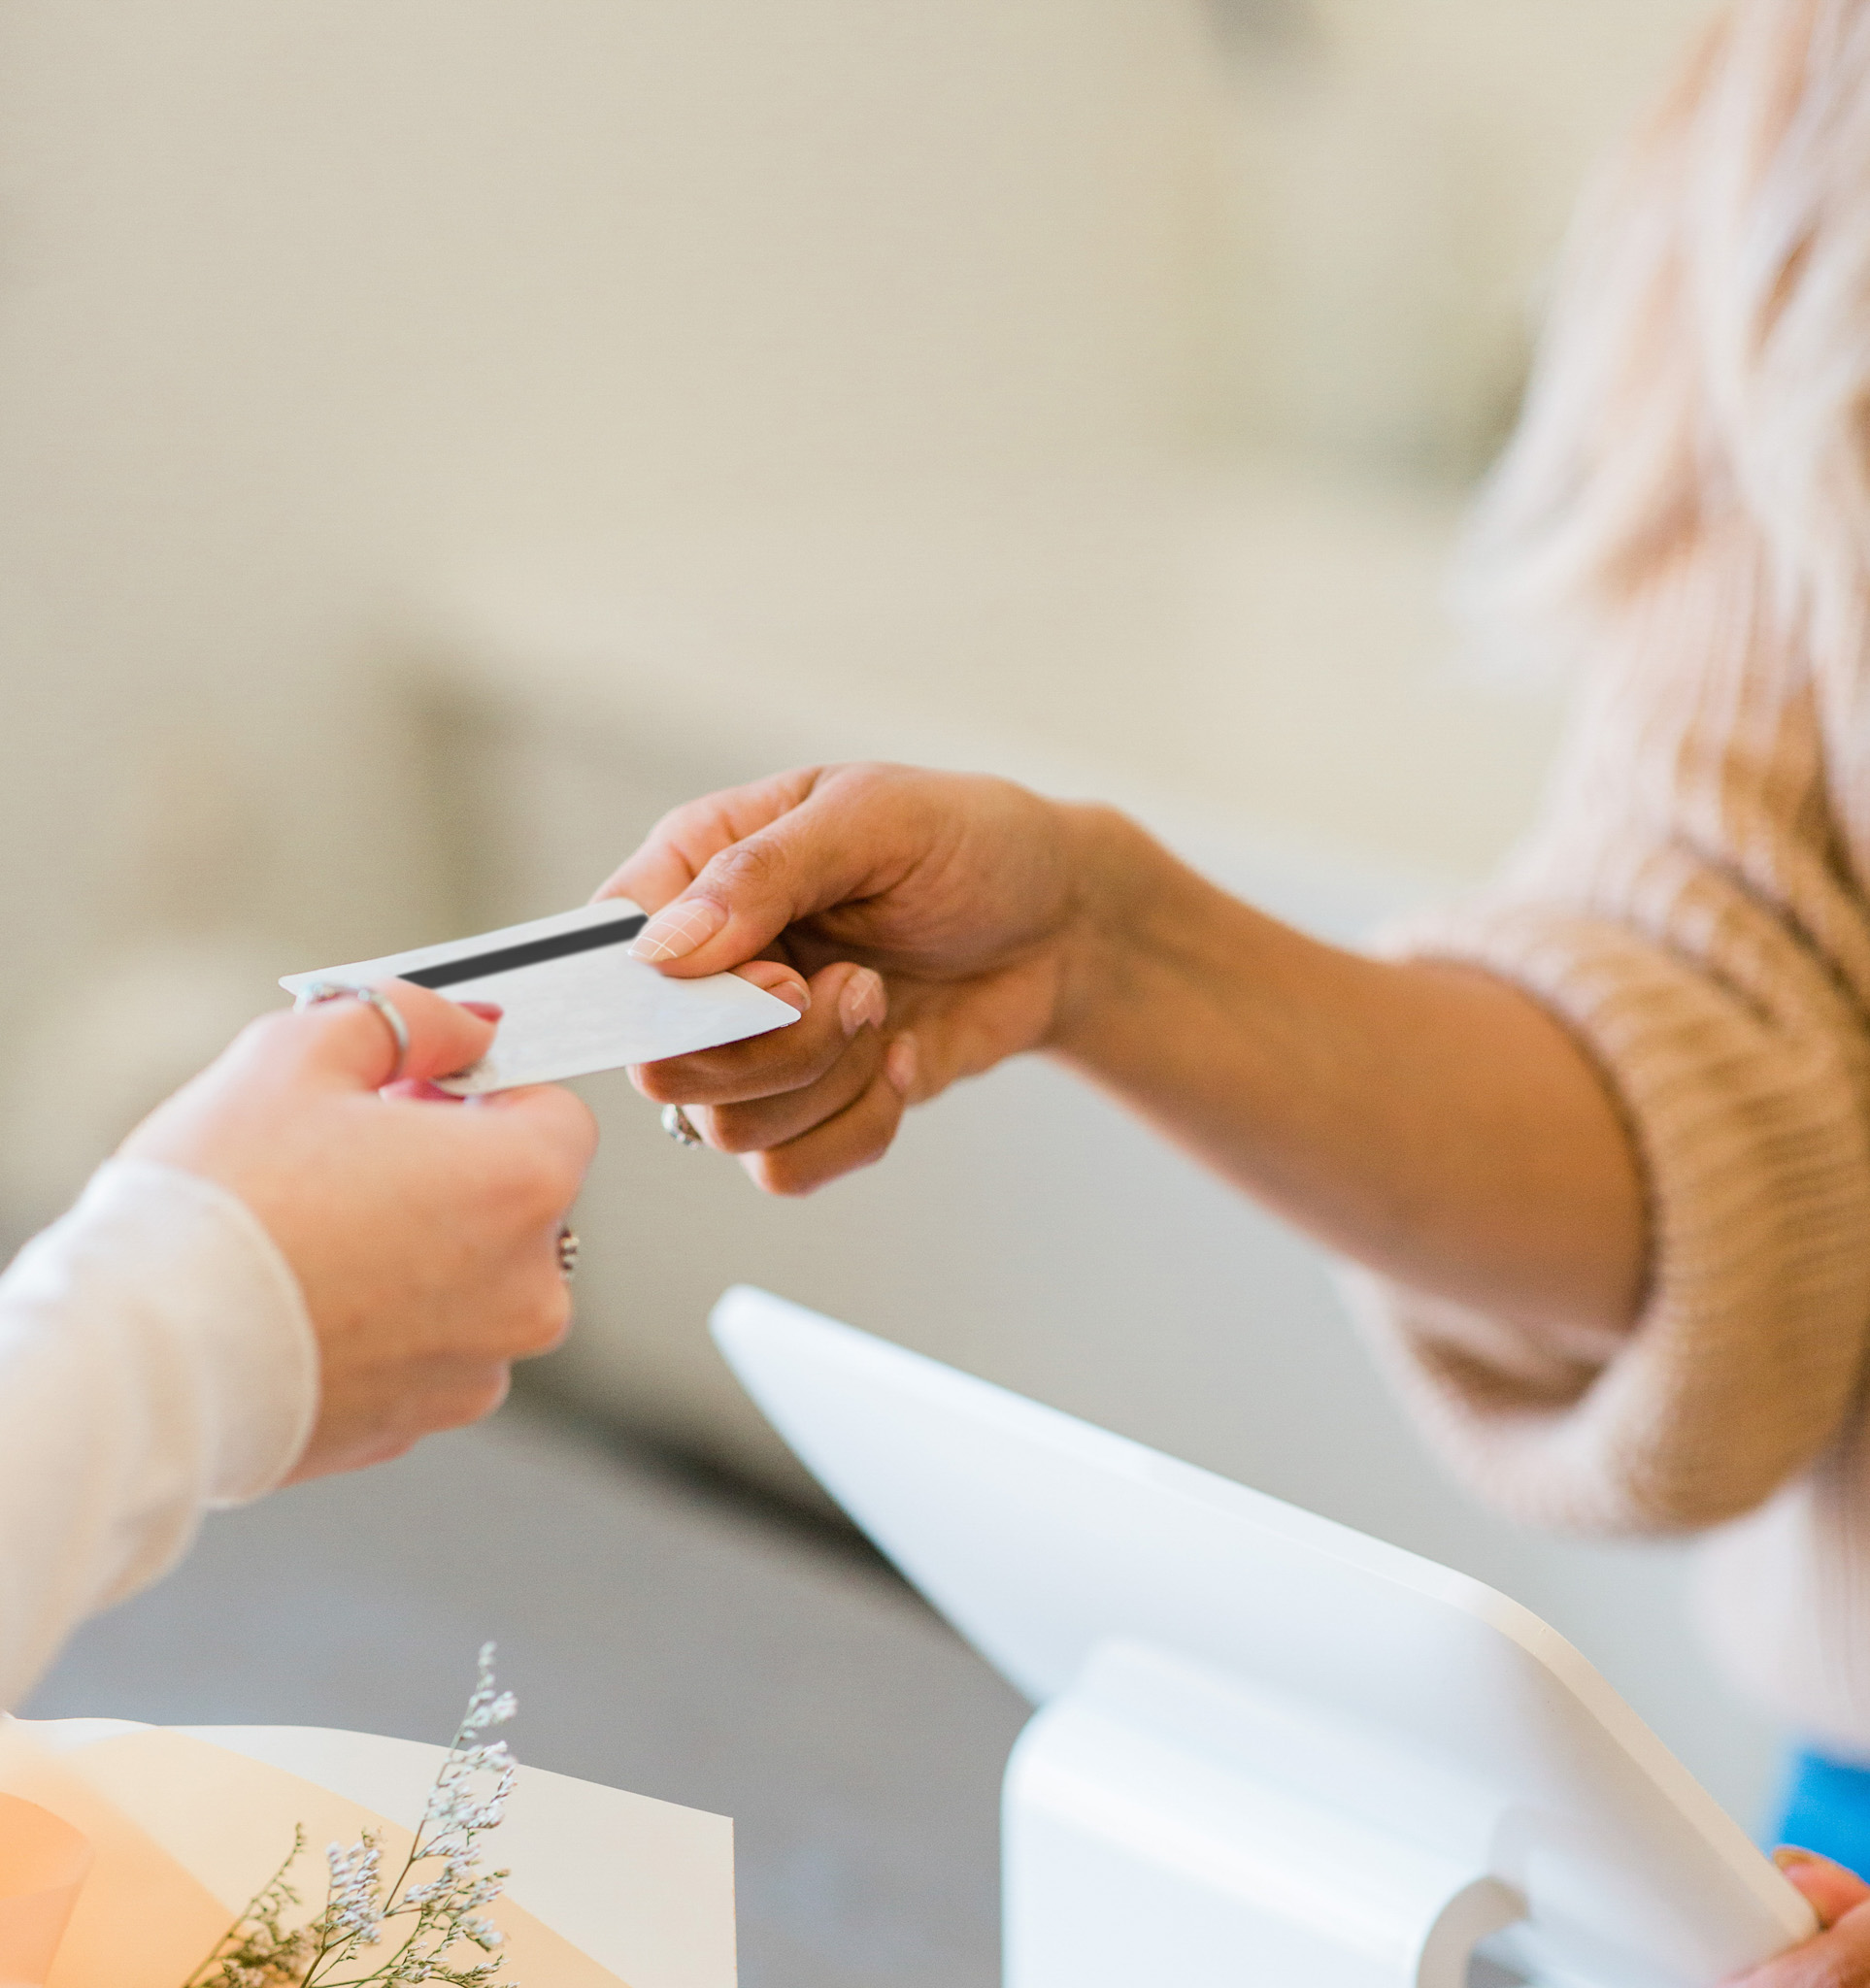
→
(458, 1001, 505, 1021)
(839, 967, 887, 1037)
(885, 1033, 918, 1098)
(630, 896, 729, 963)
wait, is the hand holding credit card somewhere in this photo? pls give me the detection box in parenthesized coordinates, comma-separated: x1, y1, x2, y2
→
(281, 901, 801, 1094)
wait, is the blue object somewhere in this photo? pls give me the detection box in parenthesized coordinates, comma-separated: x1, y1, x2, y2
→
(1771, 1749, 1870, 1878)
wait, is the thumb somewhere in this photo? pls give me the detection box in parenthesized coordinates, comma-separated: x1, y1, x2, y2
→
(296, 980, 498, 1089)
(611, 767, 892, 978)
(1776, 1848, 1870, 1930)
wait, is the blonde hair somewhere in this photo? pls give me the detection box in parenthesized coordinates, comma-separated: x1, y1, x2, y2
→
(1465, 0, 1870, 674)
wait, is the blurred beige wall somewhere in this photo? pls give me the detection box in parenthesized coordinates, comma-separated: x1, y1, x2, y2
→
(1218, 0, 1719, 475)
(0, 1, 1224, 1015)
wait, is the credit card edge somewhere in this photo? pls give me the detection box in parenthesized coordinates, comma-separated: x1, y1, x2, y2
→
(432, 1004, 800, 1095)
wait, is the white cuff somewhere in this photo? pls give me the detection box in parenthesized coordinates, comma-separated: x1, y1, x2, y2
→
(0, 1157, 319, 1704)
(11, 1158, 319, 1508)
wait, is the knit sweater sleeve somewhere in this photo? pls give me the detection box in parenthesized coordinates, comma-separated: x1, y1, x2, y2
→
(1354, 534, 1870, 1537)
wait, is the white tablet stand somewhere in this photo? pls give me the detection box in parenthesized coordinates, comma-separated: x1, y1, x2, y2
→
(712, 1286, 1815, 1988)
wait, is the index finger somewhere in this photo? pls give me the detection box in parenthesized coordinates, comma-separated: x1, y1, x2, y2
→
(593, 766, 828, 914)
(591, 762, 917, 979)
(289, 979, 498, 1090)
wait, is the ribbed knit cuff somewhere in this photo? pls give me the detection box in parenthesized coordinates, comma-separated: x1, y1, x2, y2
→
(1352, 901, 1870, 1537)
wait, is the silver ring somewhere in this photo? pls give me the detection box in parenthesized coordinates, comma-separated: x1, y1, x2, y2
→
(661, 1104, 704, 1149)
(294, 980, 412, 1084)
(556, 1226, 580, 1281)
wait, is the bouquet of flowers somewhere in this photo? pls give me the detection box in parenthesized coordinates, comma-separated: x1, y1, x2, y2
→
(186, 1645, 519, 1987)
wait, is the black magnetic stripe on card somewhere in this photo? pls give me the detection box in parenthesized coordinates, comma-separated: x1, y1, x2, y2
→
(399, 913, 649, 989)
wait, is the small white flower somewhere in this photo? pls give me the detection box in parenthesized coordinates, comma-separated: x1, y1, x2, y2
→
(191, 1649, 522, 1988)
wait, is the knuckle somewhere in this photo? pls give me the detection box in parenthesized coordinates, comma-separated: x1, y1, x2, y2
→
(548, 1150, 588, 1208)
(419, 1368, 509, 1437)
(231, 1009, 303, 1067)
(563, 1095, 601, 1162)
(461, 1366, 513, 1424)
(743, 1148, 820, 1199)
(708, 833, 785, 897)
(526, 1131, 589, 1209)
(643, 801, 692, 848)
(838, 759, 898, 801)
(743, 1027, 827, 1089)
(784, 1019, 850, 1081)
(702, 1105, 767, 1155)
(518, 1281, 573, 1356)
(651, 793, 727, 847)
(243, 1009, 298, 1050)
(506, 1168, 568, 1231)
(630, 1060, 685, 1105)
(843, 1116, 896, 1176)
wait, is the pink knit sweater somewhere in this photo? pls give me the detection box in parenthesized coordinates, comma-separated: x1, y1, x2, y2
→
(1362, 517, 1870, 1751)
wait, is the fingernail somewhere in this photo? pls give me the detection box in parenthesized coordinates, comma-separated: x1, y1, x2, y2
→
(885, 1033, 918, 1098)
(458, 1001, 504, 1021)
(1775, 1847, 1820, 1870)
(772, 977, 811, 1014)
(630, 896, 729, 963)
(839, 967, 887, 1037)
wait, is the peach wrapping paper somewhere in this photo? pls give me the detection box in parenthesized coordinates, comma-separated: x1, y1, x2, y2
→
(0, 1723, 626, 1986)
(0, 1795, 92, 1986)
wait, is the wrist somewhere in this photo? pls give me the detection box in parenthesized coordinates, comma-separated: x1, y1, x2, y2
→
(1044, 804, 1186, 1060)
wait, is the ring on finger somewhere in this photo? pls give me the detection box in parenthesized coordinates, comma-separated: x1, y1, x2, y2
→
(661, 1104, 705, 1149)
(293, 980, 412, 1084)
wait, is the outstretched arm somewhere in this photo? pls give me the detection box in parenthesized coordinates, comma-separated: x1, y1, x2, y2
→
(600, 762, 1646, 1341)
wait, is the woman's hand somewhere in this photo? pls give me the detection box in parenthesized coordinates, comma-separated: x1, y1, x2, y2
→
(1729, 1851, 1870, 1984)
(117, 980, 598, 1478)
(596, 763, 1117, 1194)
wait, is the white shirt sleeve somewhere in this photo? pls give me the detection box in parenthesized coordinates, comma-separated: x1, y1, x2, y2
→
(0, 1157, 318, 1707)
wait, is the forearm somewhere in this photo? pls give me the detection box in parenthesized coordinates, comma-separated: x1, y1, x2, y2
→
(1049, 808, 1649, 1338)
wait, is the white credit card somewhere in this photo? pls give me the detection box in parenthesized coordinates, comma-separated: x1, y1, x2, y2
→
(280, 901, 800, 1094)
